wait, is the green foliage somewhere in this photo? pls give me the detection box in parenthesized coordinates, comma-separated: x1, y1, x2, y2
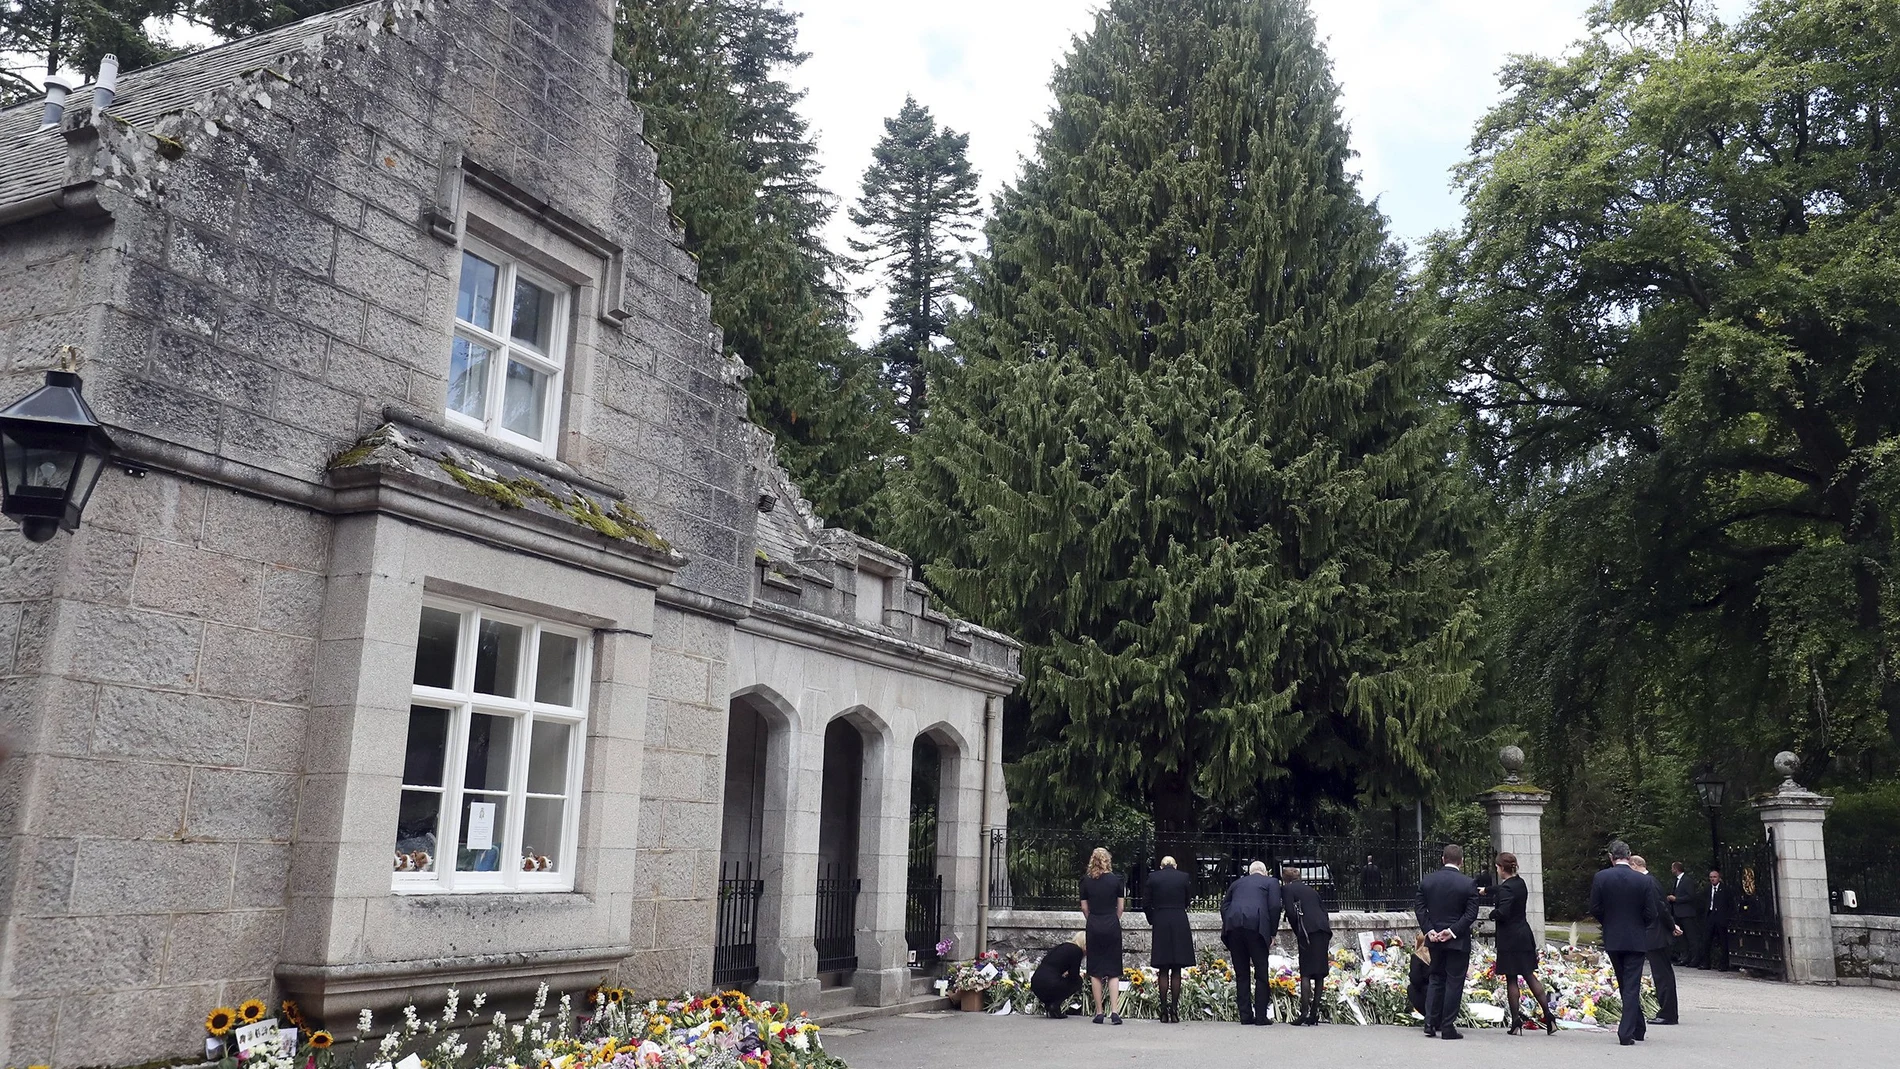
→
(1, 0, 186, 104)
(890, 0, 1486, 830)
(1431, 0, 1900, 812)
(848, 95, 982, 435)
(616, 0, 893, 534)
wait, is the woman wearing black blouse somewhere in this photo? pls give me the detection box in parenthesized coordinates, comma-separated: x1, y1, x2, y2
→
(1143, 856, 1194, 1023)
(1080, 846, 1126, 1025)
(1491, 852, 1557, 1035)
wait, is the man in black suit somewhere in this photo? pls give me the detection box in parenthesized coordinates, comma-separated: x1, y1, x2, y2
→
(1667, 861, 1700, 964)
(1590, 840, 1658, 1046)
(1220, 860, 1283, 1025)
(1361, 855, 1383, 898)
(1702, 869, 1735, 971)
(1630, 855, 1680, 1025)
(1415, 844, 1480, 1040)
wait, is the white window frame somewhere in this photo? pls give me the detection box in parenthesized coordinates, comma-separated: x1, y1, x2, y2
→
(446, 240, 571, 457)
(394, 599, 590, 894)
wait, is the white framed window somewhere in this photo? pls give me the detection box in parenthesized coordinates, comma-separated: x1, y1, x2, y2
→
(446, 243, 570, 456)
(394, 600, 589, 893)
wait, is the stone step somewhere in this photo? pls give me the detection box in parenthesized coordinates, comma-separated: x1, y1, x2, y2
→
(812, 993, 956, 1028)
(815, 985, 858, 1012)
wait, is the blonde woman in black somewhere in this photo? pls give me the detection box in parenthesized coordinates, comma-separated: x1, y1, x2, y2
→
(1080, 846, 1126, 1024)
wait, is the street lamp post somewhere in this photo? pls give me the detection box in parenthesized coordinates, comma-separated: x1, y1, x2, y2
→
(1694, 765, 1728, 872)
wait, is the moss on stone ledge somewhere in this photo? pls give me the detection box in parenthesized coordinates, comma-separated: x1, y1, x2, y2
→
(433, 455, 672, 551)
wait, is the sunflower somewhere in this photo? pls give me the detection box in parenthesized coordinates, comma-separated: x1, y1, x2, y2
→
(280, 1000, 305, 1028)
(606, 988, 626, 1004)
(206, 1007, 239, 1036)
(309, 1031, 334, 1049)
(238, 998, 269, 1024)
(706, 996, 724, 1013)
(708, 1020, 730, 1034)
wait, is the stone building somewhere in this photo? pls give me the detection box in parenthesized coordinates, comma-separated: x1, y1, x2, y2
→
(0, 1, 1019, 1063)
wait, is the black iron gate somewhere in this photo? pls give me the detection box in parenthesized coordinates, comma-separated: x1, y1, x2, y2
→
(906, 874, 944, 966)
(713, 863, 764, 987)
(815, 864, 861, 974)
(1723, 830, 1786, 979)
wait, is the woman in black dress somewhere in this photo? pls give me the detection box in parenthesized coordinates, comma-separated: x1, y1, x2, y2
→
(1080, 846, 1126, 1025)
(1030, 932, 1088, 1018)
(1283, 866, 1331, 1026)
(1491, 852, 1557, 1035)
(1143, 856, 1194, 1023)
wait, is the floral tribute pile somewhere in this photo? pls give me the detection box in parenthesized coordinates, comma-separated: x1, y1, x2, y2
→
(198, 984, 843, 1069)
(971, 940, 1658, 1030)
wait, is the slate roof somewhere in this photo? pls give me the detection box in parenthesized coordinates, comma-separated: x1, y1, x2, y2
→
(0, 2, 380, 213)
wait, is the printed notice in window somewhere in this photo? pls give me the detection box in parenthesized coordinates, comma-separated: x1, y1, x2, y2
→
(466, 801, 497, 851)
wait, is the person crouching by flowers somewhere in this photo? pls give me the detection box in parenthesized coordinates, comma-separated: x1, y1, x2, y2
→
(1282, 866, 1331, 1026)
(1031, 932, 1088, 1019)
(1080, 846, 1127, 1025)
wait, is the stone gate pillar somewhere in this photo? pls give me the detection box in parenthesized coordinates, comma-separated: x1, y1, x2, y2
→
(1752, 751, 1836, 984)
(1479, 746, 1553, 947)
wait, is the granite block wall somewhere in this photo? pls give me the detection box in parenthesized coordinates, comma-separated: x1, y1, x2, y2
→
(1833, 915, 1900, 989)
(0, 472, 325, 1066)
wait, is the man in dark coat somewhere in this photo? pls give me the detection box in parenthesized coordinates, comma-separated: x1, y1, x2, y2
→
(1220, 860, 1282, 1025)
(1631, 855, 1680, 1025)
(1415, 844, 1480, 1040)
(1030, 932, 1087, 1018)
(1361, 855, 1383, 899)
(1667, 861, 1700, 965)
(1590, 840, 1659, 1046)
(1702, 869, 1736, 971)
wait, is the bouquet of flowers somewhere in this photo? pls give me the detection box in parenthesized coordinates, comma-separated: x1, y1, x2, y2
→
(947, 950, 1007, 993)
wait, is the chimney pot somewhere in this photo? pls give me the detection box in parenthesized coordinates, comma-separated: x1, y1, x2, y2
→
(37, 76, 73, 132)
(93, 53, 119, 115)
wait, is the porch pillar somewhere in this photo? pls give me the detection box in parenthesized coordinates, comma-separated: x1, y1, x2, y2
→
(854, 729, 912, 1006)
(753, 719, 821, 1007)
(1753, 751, 1836, 984)
(1478, 746, 1553, 947)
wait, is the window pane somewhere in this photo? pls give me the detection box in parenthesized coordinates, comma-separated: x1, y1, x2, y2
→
(510, 278, 556, 354)
(447, 337, 492, 420)
(464, 712, 515, 792)
(413, 608, 461, 689)
(456, 252, 499, 330)
(527, 720, 572, 795)
(473, 619, 524, 697)
(501, 360, 549, 440)
(455, 793, 509, 872)
(395, 790, 442, 871)
(401, 705, 450, 787)
(535, 632, 580, 706)
(522, 796, 565, 873)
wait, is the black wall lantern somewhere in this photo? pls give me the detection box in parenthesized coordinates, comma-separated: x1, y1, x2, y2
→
(0, 369, 115, 542)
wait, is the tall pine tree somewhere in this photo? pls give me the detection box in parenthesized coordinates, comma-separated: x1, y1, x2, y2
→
(849, 96, 981, 435)
(618, 0, 891, 532)
(890, 0, 1484, 832)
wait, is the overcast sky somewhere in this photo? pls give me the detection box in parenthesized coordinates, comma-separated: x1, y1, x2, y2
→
(792, 0, 1747, 340)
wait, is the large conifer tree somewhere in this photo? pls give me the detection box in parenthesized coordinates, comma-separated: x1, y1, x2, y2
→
(849, 96, 981, 435)
(891, 0, 1483, 830)
(618, 0, 891, 532)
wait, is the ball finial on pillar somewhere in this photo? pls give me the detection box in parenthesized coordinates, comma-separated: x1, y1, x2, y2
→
(1773, 750, 1802, 790)
(1499, 745, 1526, 784)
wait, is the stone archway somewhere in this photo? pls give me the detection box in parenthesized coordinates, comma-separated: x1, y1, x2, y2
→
(717, 687, 794, 989)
